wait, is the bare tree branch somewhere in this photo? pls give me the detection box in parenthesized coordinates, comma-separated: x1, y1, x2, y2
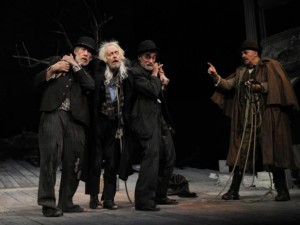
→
(48, 10, 73, 52)
(13, 1, 113, 68)
(13, 42, 53, 67)
(12, 55, 53, 68)
(82, 0, 113, 45)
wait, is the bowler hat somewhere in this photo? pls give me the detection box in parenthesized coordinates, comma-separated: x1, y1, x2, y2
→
(137, 40, 159, 55)
(74, 36, 97, 54)
(240, 40, 262, 54)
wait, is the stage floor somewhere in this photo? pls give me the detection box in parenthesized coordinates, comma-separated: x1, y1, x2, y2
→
(0, 159, 300, 225)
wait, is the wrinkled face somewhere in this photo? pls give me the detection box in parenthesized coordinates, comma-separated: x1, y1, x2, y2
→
(139, 52, 157, 71)
(74, 47, 94, 66)
(106, 45, 121, 70)
(241, 49, 259, 67)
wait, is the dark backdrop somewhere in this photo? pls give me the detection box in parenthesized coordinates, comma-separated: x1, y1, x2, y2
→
(0, 0, 247, 169)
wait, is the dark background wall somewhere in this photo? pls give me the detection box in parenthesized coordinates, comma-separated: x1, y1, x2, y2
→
(0, 0, 298, 169)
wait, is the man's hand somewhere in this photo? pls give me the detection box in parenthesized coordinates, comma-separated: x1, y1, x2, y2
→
(158, 63, 170, 85)
(244, 79, 262, 93)
(61, 54, 78, 67)
(207, 62, 221, 85)
(207, 62, 218, 77)
(46, 60, 70, 80)
(160, 74, 170, 86)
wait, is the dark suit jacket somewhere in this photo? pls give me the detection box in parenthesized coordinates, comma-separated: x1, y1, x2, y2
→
(131, 63, 162, 139)
(34, 56, 96, 127)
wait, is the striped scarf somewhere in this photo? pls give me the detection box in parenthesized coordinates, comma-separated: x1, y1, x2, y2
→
(104, 72, 125, 139)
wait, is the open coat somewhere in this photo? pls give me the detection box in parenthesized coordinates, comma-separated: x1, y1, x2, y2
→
(211, 58, 299, 169)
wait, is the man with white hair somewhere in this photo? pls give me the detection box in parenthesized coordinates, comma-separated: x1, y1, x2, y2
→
(84, 40, 134, 210)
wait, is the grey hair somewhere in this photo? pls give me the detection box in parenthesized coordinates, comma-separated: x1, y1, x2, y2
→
(98, 41, 128, 85)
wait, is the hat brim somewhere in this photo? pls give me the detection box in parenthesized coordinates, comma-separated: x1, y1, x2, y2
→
(137, 48, 160, 55)
(240, 47, 260, 52)
(74, 44, 97, 55)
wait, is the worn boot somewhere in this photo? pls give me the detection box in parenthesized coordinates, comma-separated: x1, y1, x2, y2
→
(103, 200, 118, 210)
(89, 195, 101, 209)
(275, 189, 290, 201)
(222, 171, 243, 200)
(222, 189, 240, 200)
(273, 168, 291, 201)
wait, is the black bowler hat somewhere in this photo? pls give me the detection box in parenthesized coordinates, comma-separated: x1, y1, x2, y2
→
(137, 40, 159, 55)
(240, 40, 262, 54)
(74, 36, 97, 54)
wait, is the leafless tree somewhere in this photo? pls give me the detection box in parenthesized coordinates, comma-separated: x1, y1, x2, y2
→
(12, 0, 113, 68)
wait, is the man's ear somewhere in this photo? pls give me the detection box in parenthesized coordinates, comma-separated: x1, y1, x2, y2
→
(73, 47, 79, 56)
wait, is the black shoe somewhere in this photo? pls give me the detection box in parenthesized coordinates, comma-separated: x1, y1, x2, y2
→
(42, 206, 63, 217)
(89, 195, 101, 209)
(275, 190, 291, 201)
(221, 189, 240, 200)
(155, 197, 178, 205)
(135, 205, 161, 211)
(103, 200, 118, 210)
(62, 205, 87, 213)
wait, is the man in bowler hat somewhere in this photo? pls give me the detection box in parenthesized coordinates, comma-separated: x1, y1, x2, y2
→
(131, 40, 177, 211)
(208, 40, 299, 201)
(34, 36, 96, 216)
